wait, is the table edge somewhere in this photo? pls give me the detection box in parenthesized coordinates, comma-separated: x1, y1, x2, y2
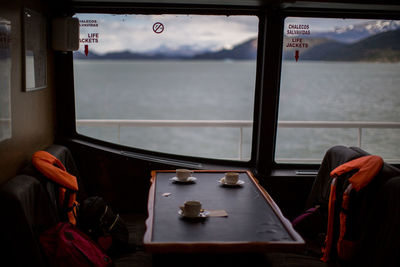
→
(143, 170, 305, 252)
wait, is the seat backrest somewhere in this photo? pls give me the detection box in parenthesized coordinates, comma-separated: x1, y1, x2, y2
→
(306, 145, 400, 210)
(0, 144, 87, 267)
(22, 144, 87, 215)
(355, 176, 400, 267)
(0, 175, 58, 267)
(306, 146, 400, 265)
(306, 146, 367, 210)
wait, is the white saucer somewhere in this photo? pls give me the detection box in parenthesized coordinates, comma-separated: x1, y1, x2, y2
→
(178, 210, 210, 218)
(219, 177, 245, 187)
(170, 177, 197, 183)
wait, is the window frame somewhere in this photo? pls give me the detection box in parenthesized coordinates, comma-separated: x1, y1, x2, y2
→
(55, 3, 400, 175)
(60, 5, 266, 168)
(271, 7, 400, 170)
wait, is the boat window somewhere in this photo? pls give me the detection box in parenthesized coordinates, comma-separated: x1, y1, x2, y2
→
(276, 17, 400, 164)
(73, 14, 258, 161)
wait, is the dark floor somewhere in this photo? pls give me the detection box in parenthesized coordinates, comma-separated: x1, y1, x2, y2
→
(115, 214, 327, 267)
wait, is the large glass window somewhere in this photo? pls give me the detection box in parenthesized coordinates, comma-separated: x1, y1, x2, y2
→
(276, 17, 400, 163)
(74, 14, 258, 160)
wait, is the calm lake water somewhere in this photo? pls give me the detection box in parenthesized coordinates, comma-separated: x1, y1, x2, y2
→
(74, 60, 400, 162)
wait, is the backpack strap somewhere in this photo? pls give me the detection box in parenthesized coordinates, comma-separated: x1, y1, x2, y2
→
(337, 183, 355, 260)
(61, 189, 79, 225)
(32, 151, 79, 225)
(330, 155, 383, 191)
(322, 155, 384, 262)
(321, 178, 337, 262)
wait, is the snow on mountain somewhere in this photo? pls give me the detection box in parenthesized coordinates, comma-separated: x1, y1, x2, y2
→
(334, 20, 400, 35)
(313, 20, 400, 43)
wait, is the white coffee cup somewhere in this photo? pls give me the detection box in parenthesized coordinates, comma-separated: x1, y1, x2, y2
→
(224, 172, 239, 184)
(176, 169, 192, 181)
(180, 201, 202, 217)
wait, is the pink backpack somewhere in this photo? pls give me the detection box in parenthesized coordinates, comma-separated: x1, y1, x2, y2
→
(40, 222, 112, 267)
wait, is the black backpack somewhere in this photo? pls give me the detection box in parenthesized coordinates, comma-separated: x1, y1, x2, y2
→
(77, 196, 129, 254)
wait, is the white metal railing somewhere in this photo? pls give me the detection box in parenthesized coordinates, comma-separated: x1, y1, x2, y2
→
(278, 121, 400, 148)
(76, 119, 252, 159)
(76, 119, 400, 160)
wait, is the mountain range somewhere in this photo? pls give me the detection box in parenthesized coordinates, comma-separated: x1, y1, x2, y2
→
(283, 28, 400, 62)
(74, 20, 400, 62)
(74, 38, 257, 61)
(312, 20, 400, 43)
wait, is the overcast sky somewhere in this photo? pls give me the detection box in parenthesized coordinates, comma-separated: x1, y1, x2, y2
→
(76, 14, 377, 55)
(285, 17, 376, 32)
(76, 14, 259, 54)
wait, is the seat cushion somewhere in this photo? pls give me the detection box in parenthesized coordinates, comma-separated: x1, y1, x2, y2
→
(264, 253, 331, 267)
(0, 175, 58, 267)
(113, 213, 152, 267)
(354, 176, 400, 267)
(113, 251, 152, 267)
(22, 144, 88, 215)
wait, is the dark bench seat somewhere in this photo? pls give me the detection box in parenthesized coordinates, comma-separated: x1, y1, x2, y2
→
(0, 145, 152, 267)
(1, 144, 399, 267)
(265, 146, 400, 267)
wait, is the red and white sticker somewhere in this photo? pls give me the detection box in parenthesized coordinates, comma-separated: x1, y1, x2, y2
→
(286, 24, 310, 35)
(79, 19, 100, 56)
(286, 37, 308, 48)
(79, 19, 98, 27)
(153, 22, 164, 34)
(285, 24, 311, 62)
(79, 33, 99, 44)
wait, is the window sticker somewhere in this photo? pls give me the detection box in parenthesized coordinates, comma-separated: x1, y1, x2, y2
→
(152, 22, 164, 34)
(78, 19, 99, 56)
(285, 23, 311, 62)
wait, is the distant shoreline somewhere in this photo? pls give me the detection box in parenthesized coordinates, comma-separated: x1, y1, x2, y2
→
(73, 58, 400, 63)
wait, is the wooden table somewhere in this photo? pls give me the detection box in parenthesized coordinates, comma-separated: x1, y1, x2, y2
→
(144, 170, 304, 253)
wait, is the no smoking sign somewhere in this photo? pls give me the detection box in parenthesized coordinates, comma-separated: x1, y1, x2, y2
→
(153, 22, 164, 34)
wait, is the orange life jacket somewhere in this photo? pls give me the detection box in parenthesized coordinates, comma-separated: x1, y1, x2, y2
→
(321, 155, 383, 262)
(32, 151, 79, 225)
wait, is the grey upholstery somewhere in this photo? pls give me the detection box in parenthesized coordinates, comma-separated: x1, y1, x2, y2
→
(0, 145, 151, 267)
(0, 175, 57, 267)
(266, 146, 400, 267)
(0, 145, 84, 267)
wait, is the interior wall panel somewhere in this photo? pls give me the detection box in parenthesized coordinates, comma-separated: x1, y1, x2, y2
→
(0, 0, 55, 185)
